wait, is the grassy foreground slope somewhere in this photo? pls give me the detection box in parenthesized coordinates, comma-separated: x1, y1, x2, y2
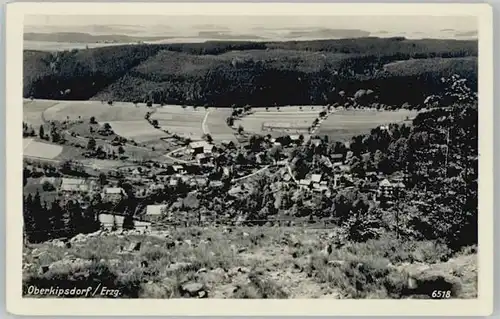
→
(23, 227, 477, 299)
(24, 37, 477, 106)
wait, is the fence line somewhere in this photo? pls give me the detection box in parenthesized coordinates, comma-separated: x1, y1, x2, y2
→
(23, 218, 338, 235)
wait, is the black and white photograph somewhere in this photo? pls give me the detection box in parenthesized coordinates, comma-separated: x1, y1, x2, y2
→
(5, 2, 494, 316)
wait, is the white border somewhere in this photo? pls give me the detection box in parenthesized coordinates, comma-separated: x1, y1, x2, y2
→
(5, 2, 494, 316)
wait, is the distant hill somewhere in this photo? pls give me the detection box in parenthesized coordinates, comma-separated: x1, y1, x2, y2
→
(23, 37, 477, 106)
(24, 32, 169, 44)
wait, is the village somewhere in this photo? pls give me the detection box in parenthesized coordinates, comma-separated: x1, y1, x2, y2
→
(24, 123, 410, 235)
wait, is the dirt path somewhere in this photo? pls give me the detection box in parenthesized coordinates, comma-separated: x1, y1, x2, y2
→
(23, 139, 35, 152)
(202, 111, 211, 135)
(286, 163, 299, 184)
(232, 165, 271, 182)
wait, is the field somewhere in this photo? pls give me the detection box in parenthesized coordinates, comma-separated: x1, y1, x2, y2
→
(23, 138, 63, 159)
(205, 109, 238, 142)
(318, 109, 419, 140)
(39, 100, 171, 143)
(150, 106, 207, 140)
(106, 121, 169, 143)
(234, 106, 325, 137)
(24, 99, 237, 153)
(23, 227, 477, 299)
(23, 99, 59, 126)
(42, 101, 151, 122)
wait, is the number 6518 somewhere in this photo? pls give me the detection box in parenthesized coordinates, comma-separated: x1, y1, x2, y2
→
(431, 290, 451, 298)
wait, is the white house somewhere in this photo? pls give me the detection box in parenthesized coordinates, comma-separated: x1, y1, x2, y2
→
(60, 178, 90, 193)
(172, 165, 186, 174)
(188, 141, 214, 155)
(146, 204, 168, 217)
(98, 213, 125, 230)
(102, 187, 126, 202)
(311, 174, 322, 184)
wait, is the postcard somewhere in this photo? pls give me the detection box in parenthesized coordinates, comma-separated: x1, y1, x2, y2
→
(5, 2, 493, 316)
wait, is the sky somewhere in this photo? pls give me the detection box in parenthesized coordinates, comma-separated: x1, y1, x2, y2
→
(25, 15, 477, 31)
(24, 15, 478, 40)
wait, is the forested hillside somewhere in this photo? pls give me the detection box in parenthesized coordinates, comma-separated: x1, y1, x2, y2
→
(23, 37, 477, 107)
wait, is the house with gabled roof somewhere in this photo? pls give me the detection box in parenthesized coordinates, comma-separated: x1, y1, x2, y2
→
(310, 139, 322, 147)
(311, 174, 322, 184)
(145, 204, 168, 220)
(102, 187, 126, 202)
(60, 178, 97, 194)
(188, 141, 214, 155)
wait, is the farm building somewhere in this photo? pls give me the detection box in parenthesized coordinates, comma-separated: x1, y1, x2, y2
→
(189, 176, 208, 187)
(336, 165, 351, 173)
(148, 183, 165, 194)
(209, 180, 224, 188)
(331, 153, 344, 162)
(146, 204, 168, 219)
(98, 213, 151, 231)
(204, 144, 215, 154)
(310, 139, 322, 147)
(98, 213, 125, 230)
(311, 174, 322, 184)
(169, 178, 179, 187)
(188, 141, 214, 155)
(196, 153, 211, 165)
(102, 187, 127, 202)
(290, 135, 300, 141)
(134, 220, 152, 231)
(378, 179, 394, 202)
(299, 179, 312, 188)
(313, 183, 330, 195)
(60, 178, 96, 193)
(319, 156, 334, 169)
(365, 171, 379, 182)
(172, 165, 186, 174)
(333, 174, 351, 189)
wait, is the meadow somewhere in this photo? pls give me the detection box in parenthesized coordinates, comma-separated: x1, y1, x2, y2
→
(42, 101, 151, 122)
(234, 106, 325, 137)
(318, 109, 419, 140)
(205, 109, 238, 142)
(23, 99, 59, 126)
(149, 107, 206, 140)
(149, 106, 237, 142)
(106, 121, 169, 143)
(26, 99, 419, 144)
(23, 138, 63, 159)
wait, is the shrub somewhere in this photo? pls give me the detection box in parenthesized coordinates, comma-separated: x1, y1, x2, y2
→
(42, 181, 55, 191)
(342, 237, 452, 264)
(307, 253, 406, 298)
(232, 272, 288, 299)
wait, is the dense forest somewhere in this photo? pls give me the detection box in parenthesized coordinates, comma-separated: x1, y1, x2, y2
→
(24, 37, 477, 107)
